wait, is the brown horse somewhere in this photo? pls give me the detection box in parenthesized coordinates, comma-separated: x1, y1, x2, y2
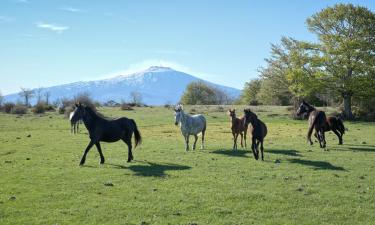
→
(228, 109, 248, 150)
(244, 109, 267, 160)
(314, 116, 345, 145)
(296, 100, 327, 148)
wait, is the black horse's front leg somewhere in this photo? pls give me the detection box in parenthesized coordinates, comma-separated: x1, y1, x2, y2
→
(95, 142, 105, 164)
(251, 137, 259, 160)
(80, 140, 95, 166)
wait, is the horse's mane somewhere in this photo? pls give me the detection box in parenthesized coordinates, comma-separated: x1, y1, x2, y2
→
(84, 106, 107, 120)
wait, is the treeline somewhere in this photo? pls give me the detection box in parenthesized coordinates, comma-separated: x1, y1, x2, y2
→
(238, 4, 375, 120)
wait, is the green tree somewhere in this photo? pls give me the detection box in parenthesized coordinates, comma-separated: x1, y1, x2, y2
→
(239, 79, 262, 105)
(180, 81, 230, 105)
(306, 3, 375, 119)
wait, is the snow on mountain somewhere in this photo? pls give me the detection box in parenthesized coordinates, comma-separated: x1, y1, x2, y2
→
(4, 66, 241, 105)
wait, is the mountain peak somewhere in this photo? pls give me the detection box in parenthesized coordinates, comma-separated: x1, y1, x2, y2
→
(144, 66, 173, 73)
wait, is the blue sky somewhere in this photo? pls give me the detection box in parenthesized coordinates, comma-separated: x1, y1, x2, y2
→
(1, 0, 374, 95)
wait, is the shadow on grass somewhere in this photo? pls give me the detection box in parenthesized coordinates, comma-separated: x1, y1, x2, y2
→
(288, 158, 346, 171)
(109, 161, 191, 177)
(267, 149, 302, 157)
(211, 149, 249, 158)
(349, 147, 375, 152)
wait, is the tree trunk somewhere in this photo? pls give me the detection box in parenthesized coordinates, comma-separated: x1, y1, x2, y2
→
(342, 94, 354, 120)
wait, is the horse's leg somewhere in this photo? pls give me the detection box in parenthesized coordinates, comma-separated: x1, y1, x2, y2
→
(240, 132, 244, 148)
(244, 128, 247, 148)
(234, 133, 239, 150)
(193, 134, 198, 150)
(71, 123, 73, 133)
(314, 132, 319, 141)
(321, 130, 326, 148)
(80, 140, 95, 166)
(332, 129, 342, 145)
(251, 136, 258, 160)
(185, 135, 190, 151)
(232, 132, 236, 150)
(201, 129, 205, 149)
(122, 137, 133, 162)
(315, 127, 323, 148)
(307, 124, 314, 145)
(77, 122, 79, 133)
(95, 142, 105, 164)
(260, 140, 264, 161)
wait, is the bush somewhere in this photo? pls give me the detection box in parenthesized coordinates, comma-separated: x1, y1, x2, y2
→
(3, 102, 15, 113)
(32, 102, 46, 114)
(121, 103, 133, 111)
(11, 105, 27, 115)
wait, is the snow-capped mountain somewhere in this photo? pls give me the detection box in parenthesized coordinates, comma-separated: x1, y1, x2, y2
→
(4, 66, 241, 105)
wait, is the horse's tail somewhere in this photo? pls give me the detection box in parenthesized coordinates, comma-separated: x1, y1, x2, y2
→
(337, 118, 345, 134)
(131, 119, 142, 148)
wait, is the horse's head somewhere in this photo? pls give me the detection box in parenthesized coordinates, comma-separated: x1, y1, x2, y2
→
(71, 102, 85, 123)
(174, 104, 183, 126)
(243, 108, 257, 125)
(228, 109, 236, 118)
(296, 100, 310, 116)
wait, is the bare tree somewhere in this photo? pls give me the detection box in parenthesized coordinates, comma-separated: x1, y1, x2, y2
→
(35, 87, 43, 104)
(44, 91, 51, 105)
(19, 87, 34, 107)
(130, 91, 143, 105)
(0, 90, 4, 107)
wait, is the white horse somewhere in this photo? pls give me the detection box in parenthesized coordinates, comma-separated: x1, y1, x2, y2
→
(174, 104, 206, 151)
(69, 111, 80, 133)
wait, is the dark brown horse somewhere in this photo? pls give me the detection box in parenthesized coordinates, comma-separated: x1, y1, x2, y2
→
(70, 103, 141, 165)
(244, 109, 267, 160)
(228, 109, 248, 150)
(296, 100, 327, 148)
(314, 116, 346, 145)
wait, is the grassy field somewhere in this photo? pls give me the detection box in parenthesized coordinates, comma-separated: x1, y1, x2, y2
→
(0, 105, 374, 225)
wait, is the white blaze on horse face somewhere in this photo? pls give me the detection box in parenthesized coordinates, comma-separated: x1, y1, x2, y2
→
(174, 111, 180, 125)
(69, 111, 75, 121)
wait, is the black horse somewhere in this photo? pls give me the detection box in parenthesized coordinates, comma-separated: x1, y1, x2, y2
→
(316, 116, 346, 145)
(296, 100, 327, 148)
(70, 103, 141, 165)
(244, 109, 267, 160)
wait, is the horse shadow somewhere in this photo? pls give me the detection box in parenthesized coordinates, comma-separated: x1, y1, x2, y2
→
(211, 149, 249, 158)
(288, 158, 346, 171)
(109, 161, 191, 177)
(329, 145, 375, 153)
(267, 149, 302, 157)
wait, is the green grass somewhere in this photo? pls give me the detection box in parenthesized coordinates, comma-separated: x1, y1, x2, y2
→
(0, 106, 374, 225)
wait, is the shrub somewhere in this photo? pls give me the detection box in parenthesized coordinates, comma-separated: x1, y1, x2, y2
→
(3, 102, 15, 114)
(11, 105, 27, 115)
(32, 102, 46, 114)
(121, 103, 133, 111)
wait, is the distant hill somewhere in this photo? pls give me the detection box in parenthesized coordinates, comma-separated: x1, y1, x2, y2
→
(4, 66, 241, 105)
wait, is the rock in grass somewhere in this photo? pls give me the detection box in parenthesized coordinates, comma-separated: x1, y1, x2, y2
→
(27, 134, 31, 137)
(362, 141, 367, 144)
(275, 159, 281, 164)
(9, 196, 16, 201)
(104, 181, 114, 187)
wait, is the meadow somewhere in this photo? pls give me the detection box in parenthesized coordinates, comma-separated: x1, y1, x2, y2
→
(0, 105, 374, 225)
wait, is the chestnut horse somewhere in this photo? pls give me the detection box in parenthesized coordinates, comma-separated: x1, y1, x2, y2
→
(228, 109, 248, 150)
(244, 109, 267, 160)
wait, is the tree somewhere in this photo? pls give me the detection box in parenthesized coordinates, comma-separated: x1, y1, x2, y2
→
(44, 91, 51, 105)
(0, 90, 3, 107)
(239, 79, 262, 105)
(35, 87, 43, 104)
(130, 91, 143, 105)
(306, 3, 375, 119)
(180, 81, 230, 105)
(19, 87, 34, 107)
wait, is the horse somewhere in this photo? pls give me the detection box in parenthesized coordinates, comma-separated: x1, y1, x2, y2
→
(296, 100, 327, 148)
(314, 116, 345, 145)
(228, 109, 248, 150)
(244, 109, 267, 160)
(69, 111, 80, 133)
(174, 104, 206, 151)
(70, 103, 141, 165)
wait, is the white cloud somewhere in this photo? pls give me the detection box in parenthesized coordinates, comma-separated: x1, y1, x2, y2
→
(14, 0, 30, 3)
(36, 22, 69, 34)
(60, 6, 86, 13)
(150, 49, 191, 56)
